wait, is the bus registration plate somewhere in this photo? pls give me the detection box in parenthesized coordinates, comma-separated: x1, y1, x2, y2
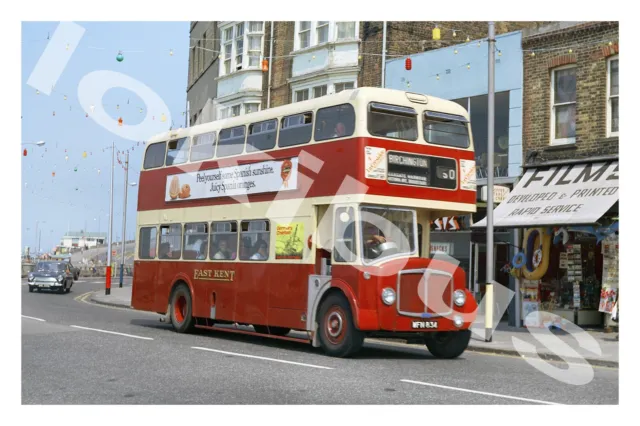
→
(412, 321, 438, 329)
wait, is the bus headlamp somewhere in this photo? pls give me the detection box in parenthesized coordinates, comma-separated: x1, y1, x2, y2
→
(454, 290, 466, 307)
(381, 288, 396, 305)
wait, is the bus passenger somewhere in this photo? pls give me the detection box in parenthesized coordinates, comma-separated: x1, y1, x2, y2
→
(333, 122, 346, 138)
(250, 240, 268, 261)
(214, 239, 232, 260)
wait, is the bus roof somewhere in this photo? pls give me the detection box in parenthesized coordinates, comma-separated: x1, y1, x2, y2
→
(144, 87, 469, 145)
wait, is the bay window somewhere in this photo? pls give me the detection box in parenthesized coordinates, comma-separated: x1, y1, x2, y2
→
(608, 56, 619, 136)
(313, 85, 328, 98)
(219, 22, 265, 76)
(551, 65, 577, 144)
(317, 21, 329, 44)
(335, 82, 354, 93)
(299, 21, 311, 49)
(295, 89, 310, 103)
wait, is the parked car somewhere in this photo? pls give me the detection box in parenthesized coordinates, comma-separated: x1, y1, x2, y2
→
(27, 261, 74, 294)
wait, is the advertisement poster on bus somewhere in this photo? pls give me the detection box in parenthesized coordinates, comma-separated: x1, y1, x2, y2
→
(165, 158, 299, 202)
(275, 223, 304, 260)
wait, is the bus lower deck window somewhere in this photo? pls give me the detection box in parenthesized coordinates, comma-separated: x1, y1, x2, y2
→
(240, 220, 270, 261)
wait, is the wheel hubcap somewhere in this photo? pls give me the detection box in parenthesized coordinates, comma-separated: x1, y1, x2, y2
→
(325, 306, 347, 345)
(174, 295, 186, 323)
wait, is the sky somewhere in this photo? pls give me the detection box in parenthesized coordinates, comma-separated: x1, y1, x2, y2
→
(21, 21, 190, 253)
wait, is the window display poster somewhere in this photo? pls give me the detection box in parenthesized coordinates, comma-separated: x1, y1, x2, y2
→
(522, 280, 539, 302)
(573, 283, 581, 308)
(559, 252, 568, 269)
(599, 286, 618, 313)
(523, 302, 540, 327)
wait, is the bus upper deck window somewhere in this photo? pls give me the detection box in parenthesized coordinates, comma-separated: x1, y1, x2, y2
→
(368, 102, 418, 141)
(143, 142, 167, 169)
(279, 112, 313, 147)
(190, 131, 216, 162)
(247, 119, 277, 152)
(423, 111, 470, 149)
(217, 126, 246, 158)
(166, 137, 189, 166)
(315, 104, 356, 142)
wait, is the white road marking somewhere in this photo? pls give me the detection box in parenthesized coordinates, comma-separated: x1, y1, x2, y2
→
(21, 315, 46, 322)
(192, 346, 334, 370)
(400, 379, 562, 405)
(70, 325, 153, 340)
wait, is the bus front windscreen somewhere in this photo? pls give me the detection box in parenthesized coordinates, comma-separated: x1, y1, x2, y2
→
(360, 206, 417, 262)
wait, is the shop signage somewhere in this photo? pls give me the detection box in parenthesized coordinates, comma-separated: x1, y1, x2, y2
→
(473, 161, 619, 227)
(430, 242, 453, 255)
(165, 158, 298, 202)
(481, 185, 511, 203)
(431, 215, 469, 231)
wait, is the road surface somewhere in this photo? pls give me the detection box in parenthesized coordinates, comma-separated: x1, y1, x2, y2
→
(21, 278, 618, 404)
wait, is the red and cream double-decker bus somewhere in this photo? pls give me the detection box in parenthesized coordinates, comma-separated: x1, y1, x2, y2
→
(132, 87, 478, 358)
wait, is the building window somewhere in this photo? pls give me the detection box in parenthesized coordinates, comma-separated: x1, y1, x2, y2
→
(299, 21, 311, 49)
(235, 23, 244, 70)
(244, 103, 260, 115)
(313, 85, 327, 98)
(335, 81, 355, 93)
(317, 21, 329, 44)
(336, 22, 356, 40)
(248, 34, 262, 68)
(295, 89, 310, 103)
(249, 21, 263, 32)
(231, 105, 241, 117)
(608, 56, 619, 136)
(220, 22, 264, 76)
(551, 65, 577, 144)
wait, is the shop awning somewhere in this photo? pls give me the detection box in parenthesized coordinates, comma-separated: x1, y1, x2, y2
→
(473, 160, 618, 228)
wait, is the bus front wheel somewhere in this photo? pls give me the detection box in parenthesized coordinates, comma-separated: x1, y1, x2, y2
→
(317, 293, 364, 358)
(425, 330, 471, 359)
(170, 283, 195, 333)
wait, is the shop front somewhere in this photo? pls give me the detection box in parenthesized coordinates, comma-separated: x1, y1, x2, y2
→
(473, 158, 619, 329)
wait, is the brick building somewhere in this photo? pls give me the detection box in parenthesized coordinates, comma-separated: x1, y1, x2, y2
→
(521, 21, 619, 165)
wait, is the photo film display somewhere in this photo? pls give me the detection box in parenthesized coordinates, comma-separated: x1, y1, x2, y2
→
(386, 151, 457, 190)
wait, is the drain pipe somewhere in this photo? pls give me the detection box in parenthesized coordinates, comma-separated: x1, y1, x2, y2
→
(381, 21, 387, 87)
(267, 21, 274, 109)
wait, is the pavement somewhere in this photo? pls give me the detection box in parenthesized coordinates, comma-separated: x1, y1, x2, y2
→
(89, 285, 619, 368)
(22, 277, 618, 404)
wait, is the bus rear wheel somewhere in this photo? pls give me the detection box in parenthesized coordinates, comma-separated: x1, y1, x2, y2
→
(253, 325, 291, 336)
(170, 283, 195, 333)
(425, 330, 471, 359)
(317, 293, 364, 358)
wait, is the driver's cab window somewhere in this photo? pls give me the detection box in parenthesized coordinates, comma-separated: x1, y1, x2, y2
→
(334, 206, 356, 262)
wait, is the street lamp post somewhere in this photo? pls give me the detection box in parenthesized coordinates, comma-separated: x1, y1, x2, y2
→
(485, 21, 496, 342)
(106, 142, 115, 295)
(118, 152, 137, 288)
